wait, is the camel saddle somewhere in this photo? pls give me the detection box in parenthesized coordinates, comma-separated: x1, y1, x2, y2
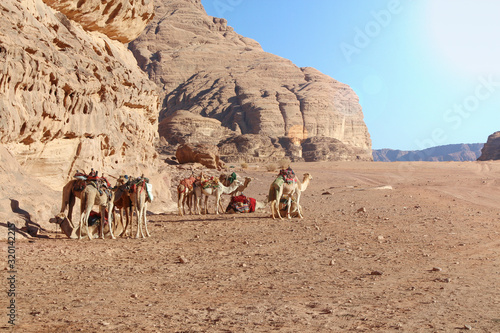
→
(278, 168, 296, 184)
(226, 195, 256, 213)
(180, 176, 196, 191)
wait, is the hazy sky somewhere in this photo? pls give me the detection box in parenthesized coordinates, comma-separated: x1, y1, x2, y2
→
(201, 0, 500, 150)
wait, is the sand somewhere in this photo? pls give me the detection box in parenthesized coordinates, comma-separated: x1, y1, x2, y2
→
(2, 161, 500, 332)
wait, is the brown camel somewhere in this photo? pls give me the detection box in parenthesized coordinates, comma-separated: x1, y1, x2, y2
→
(79, 185, 115, 240)
(177, 176, 196, 216)
(113, 175, 133, 237)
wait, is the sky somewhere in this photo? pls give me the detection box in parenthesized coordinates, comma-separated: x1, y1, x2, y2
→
(200, 0, 500, 150)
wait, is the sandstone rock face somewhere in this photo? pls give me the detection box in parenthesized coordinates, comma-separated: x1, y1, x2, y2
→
(129, 0, 372, 161)
(478, 132, 500, 161)
(302, 137, 372, 162)
(41, 0, 155, 43)
(0, 0, 172, 233)
(218, 134, 286, 164)
(159, 110, 233, 146)
(176, 143, 224, 170)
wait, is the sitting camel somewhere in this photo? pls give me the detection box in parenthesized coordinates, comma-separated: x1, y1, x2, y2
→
(194, 178, 242, 214)
(79, 184, 115, 240)
(269, 172, 312, 220)
(53, 211, 124, 239)
(279, 173, 313, 218)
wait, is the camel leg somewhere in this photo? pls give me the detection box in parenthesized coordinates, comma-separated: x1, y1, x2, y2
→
(286, 197, 292, 219)
(68, 193, 75, 223)
(107, 203, 116, 240)
(215, 193, 220, 215)
(275, 188, 283, 220)
(295, 192, 304, 218)
(143, 203, 151, 237)
(178, 191, 184, 216)
(204, 196, 209, 215)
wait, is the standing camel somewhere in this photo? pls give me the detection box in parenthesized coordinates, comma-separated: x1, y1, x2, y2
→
(129, 177, 151, 238)
(194, 179, 242, 214)
(229, 177, 252, 196)
(177, 176, 196, 216)
(58, 179, 86, 223)
(79, 185, 115, 240)
(269, 173, 312, 220)
(113, 176, 133, 237)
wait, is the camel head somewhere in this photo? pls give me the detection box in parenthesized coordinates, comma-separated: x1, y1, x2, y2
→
(303, 173, 313, 181)
(52, 212, 67, 225)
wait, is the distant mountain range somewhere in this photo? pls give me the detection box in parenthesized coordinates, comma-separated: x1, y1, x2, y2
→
(373, 143, 484, 162)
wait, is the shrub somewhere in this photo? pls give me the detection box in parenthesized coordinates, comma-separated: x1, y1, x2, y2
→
(278, 158, 291, 169)
(241, 162, 248, 169)
(266, 163, 278, 172)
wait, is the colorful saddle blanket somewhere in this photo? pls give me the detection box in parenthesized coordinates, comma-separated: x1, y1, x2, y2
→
(278, 168, 296, 184)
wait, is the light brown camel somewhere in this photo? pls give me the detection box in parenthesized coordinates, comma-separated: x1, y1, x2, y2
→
(58, 179, 86, 223)
(229, 177, 252, 196)
(177, 176, 196, 216)
(53, 212, 123, 239)
(129, 177, 151, 238)
(279, 173, 313, 218)
(269, 173, 312, 220)
(79, 185, 115, 240)
(194, 179, 242, 214)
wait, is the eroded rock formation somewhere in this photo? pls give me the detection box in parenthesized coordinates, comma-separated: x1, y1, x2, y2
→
(478, 132, 500, 161)
(176, 143, 224, 170)
(129, 0, 372, 162)
(0, 0, 171, 233)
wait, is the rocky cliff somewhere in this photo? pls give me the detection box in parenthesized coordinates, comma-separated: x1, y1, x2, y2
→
(129, 0, 372, 162)
(0, 0, 172, 236)
(373, 144, 485, 162)
(477, 132, 500, 161)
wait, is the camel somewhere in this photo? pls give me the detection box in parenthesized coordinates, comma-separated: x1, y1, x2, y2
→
(229, 177, 252, 196)
(194, 179, 242, 214)
(113, 176, 133, 237)
(78, 185, 115, 240)
(129, 177, 151, 238)
(279, 173, 313, 218)
(177, 176, 196, 216)
(53, 212, 124, 239)
(59, 179, 86, 223)
(269, 173, 312, 220)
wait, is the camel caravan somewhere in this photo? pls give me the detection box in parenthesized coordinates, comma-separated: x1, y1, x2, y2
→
(53, 164, 312, 240)
(176, 166, 313, 220)
(54, 169, 153, 240)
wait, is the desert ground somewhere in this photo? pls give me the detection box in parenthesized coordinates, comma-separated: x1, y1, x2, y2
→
(2, 161, 500, 332)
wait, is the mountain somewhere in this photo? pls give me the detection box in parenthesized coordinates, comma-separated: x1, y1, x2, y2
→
(373, 143, 484, 162)
(477, 132, 500, 161)
(129, 0, 372, 162)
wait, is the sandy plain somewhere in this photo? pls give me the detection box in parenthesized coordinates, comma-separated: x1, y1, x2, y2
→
(2, 161, 500, 332)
